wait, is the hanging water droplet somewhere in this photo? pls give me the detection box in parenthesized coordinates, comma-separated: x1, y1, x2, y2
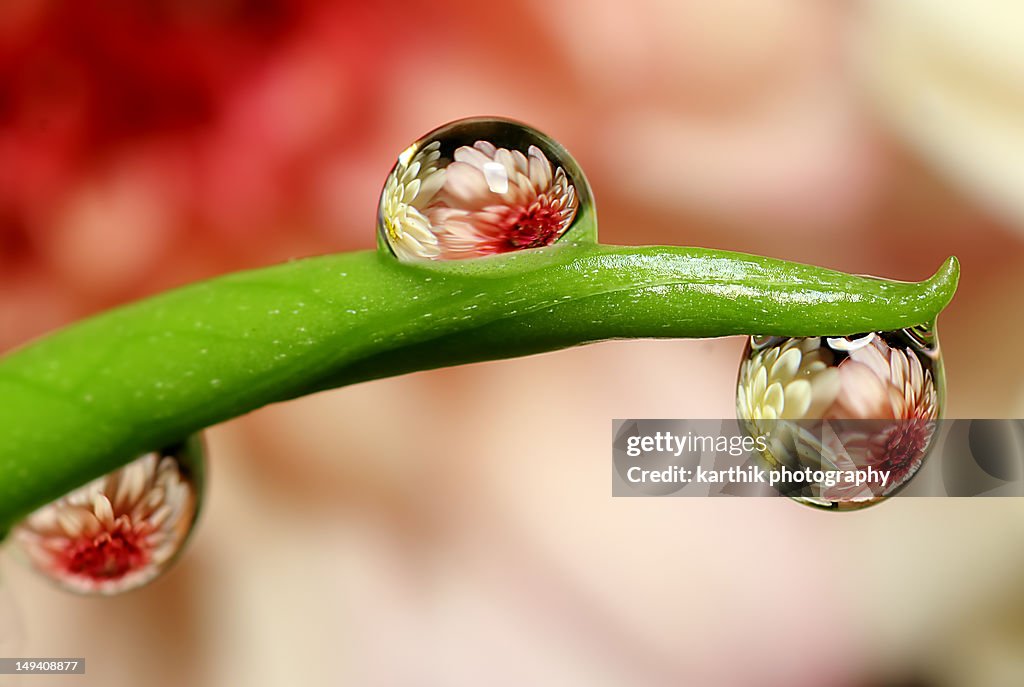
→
(377, 117, 594, 261)
(11, 436, 205, 595)
(736, 325, 945, 510)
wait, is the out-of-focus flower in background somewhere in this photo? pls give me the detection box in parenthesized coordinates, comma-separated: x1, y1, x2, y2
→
(859, 0, 1024, 234)
(0, 573, 22, 656)
(0, 0, 478, 345)
(2, 1, 1024, 686)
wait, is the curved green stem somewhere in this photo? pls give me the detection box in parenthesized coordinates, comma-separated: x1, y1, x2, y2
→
(0, 242, 958, 531)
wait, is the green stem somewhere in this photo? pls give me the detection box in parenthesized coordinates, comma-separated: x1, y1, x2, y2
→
(0, 242, 958, 531)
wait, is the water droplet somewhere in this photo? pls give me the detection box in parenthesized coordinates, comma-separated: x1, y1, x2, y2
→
(736, 325, 945, 510)
(377, 117, 594, 261)
(11, 436, 206, 595)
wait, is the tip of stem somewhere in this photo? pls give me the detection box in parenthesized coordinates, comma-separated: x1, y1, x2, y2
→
(928, 256, 960, 314)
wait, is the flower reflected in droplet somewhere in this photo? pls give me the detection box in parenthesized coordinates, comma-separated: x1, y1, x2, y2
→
(378, 122, 582, 261)
(427, 142, 578, 257)
(737, 337, 839, 422)
(827, 335, 939, 492)
(13, 450, 199, 595)
(379, 141, 447, 261)
(737, 331, 942, 505)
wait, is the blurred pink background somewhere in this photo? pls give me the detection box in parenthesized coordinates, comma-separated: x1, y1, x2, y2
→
(2, 2, 1024, 686)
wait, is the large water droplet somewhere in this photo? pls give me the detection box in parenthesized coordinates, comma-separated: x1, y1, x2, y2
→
(377, 117, 594, 261)
(11, 436, 205, 595)
(736, 326, 945, 510)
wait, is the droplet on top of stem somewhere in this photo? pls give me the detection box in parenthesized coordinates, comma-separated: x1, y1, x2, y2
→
(736, 326, 945, 510)
(377, 117, 594, 261)
(11, 436, 205, 595)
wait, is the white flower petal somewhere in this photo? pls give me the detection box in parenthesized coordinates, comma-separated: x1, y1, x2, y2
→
(781, 379, 813, 419)
(93, 493, 114, 529)
(763, 382, 785, 414)
(772, 347, 802, 384)
(528, 145, 552, 189)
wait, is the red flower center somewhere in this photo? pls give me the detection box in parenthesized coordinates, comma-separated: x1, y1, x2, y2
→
(497, 199, 566, 251)
(875, 419, 932, 484)
(60, 528, 150, 581)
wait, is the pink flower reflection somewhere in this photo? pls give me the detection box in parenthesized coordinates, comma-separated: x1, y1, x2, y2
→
(14, 452, 198, 595)
(429, 142, 578, 258)
(739, 333, 941, 504)
(381, 139, 578, 261)
(827, 336, 938, 494)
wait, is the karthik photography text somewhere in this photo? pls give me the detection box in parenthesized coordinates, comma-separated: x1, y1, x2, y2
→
(625, 464, 891, 489)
